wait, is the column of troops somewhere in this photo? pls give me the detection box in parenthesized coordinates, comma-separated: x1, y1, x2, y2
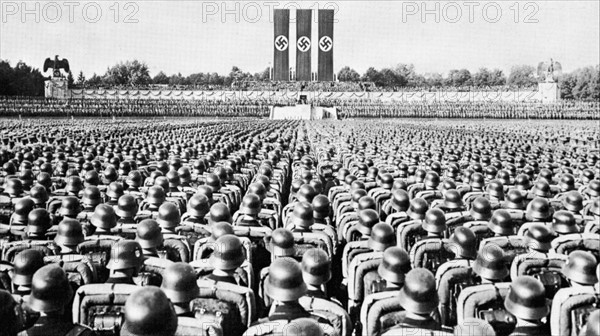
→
(1, 96, 599, 119)
(0, 118, 599, 336)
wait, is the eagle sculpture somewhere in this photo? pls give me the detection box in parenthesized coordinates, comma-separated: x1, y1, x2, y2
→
(44, 55, 70, 78)
(537, 59, 562, 83)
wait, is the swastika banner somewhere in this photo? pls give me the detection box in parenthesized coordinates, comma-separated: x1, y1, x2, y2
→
(274, 9, 290, 81)
(318, 9, 334, 81)
(296, 9, 312, 82)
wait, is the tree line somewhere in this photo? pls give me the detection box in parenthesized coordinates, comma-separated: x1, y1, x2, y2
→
(0, 59, 598, 101)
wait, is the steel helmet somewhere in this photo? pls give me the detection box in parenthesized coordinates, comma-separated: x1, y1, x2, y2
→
(65, 176, 83, 194)
(146, 186, 166, 206)
(186, 193, 210, 218)
(160, 262, 199, 304)
(296, 184, 317, 203)
(443, 190, 463, 210)
(157, 202, 180, 229)
(368, 223, 396, 251)
(126, 170, 143, 188)
(390, 189, 410, 212)
(357, 209, 380, 236)
(559, 173, 576, 192)
(266, 257, 307, 302)
(29, 185, 49, 206)
(121, 287, 177, 336)
(532, 180, 551, 198)
(11, 197, 36, 224)
(407, 198, 428, 220)
(58, 196, 81, 217)
(106, 240, 144, 271)
(380, 173, 394, 189)
(301, 248, 331, 286)
(280, 318, 324, 336)
(247, 183, 267, 201)
(116, 194, 138, 218)
(267, 228, 296, 257)
(470, 197, 492, 221)
(81, 186, 102, 208)
(488, 209, 514, 236)
(90, 204, 118, 230)
(377, 247, 410, 285)
(397, 268, 439, 314)
(205, 173, 221, 192)
(312, 195, 330, 220)
(28, 265, 73, 313)
(447, 227, 477, 259)
(526, 197, 552, 221)
(291, 201, 314, 229)
(486, 179, 505, 200)
(552, 210, 578, 234)
(13, 249, 45, 286)
(504, 276, 549, 321)
(209, 234, 245, 271)
(562, 191, 584, 213)
(239, 193, 262, 216)
(422, 208, 447, 234)
(209, 203, 232, 224)
(358, 196, 377, 211)
(196, 185, 214, 202)
(209, 222, 234, 242)
(424, 171, 440, 189)
(26, 208, 52, 235)
(562, 251, 599, 285)
(524, 223, 554, 252)
(472, 247, 508, 281)
(54, 218, 84, 246)
(504, 189, 525, 210)
(106, 181, 124, 199)
(136, 219, 163, 249)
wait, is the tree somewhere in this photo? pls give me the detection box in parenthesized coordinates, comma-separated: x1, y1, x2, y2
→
(424, 73, 443, 87)
(559, 72, 577, 100)
(103, 60, 151, 86)
(86, 73, 103, 87)
(76, 71, 86, 86)
(362, 67, 382, 85)
(572, 66, 600, 101)
(152, 71, 169, 84)
(446, 69, 472, 87)
(507, 65, 537, 88)
(490, 69, 507, 86)
(338, 66, 360, 82)
(66, 71, 74, 88)
(0, 60, 46, 96)
(394, 64, 416, 87)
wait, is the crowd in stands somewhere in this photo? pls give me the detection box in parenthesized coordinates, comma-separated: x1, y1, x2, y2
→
(1, 96, 598, 119)
(0, 118, 599, 336)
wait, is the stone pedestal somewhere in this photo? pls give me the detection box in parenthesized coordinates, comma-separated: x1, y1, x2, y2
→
(538, 82, 559, 103)
(44, 78, 69, 98)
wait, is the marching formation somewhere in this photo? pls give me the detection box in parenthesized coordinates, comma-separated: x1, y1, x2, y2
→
(0, 118, 599, 336)
(1, 97, 599, 119)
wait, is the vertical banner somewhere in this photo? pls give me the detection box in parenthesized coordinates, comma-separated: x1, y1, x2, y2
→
(318, 9, 334, 81)
(273, 9, 290, 81)
(296, 9, 312, 82)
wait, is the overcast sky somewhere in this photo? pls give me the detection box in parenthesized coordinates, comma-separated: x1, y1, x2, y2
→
(1, 1, 598, 77)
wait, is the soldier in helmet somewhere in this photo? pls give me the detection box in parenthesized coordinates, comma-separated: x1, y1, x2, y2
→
(105, 240, 144, 284)
(383, 268, 442, 332)
(24, 208, 54, 240)
(11, 249, 45, 296)
(382, 189, 410, 224)
(181, 193, 210, 225)
(208, 202, 232, 225)
(234, 193, 265, 227)
(156, 202, 181, 234)
(54, 218, 84, 254)
(301, 248, 332, 301)
(136, 219, 164, 258)
(204, 234, 247, 287)
(160, 262, 200, 317)
(120, 287, 177, 336)
(504, 276, 550, 336)
(26, 265, 95, 335)
(446, 197, 493, 229)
